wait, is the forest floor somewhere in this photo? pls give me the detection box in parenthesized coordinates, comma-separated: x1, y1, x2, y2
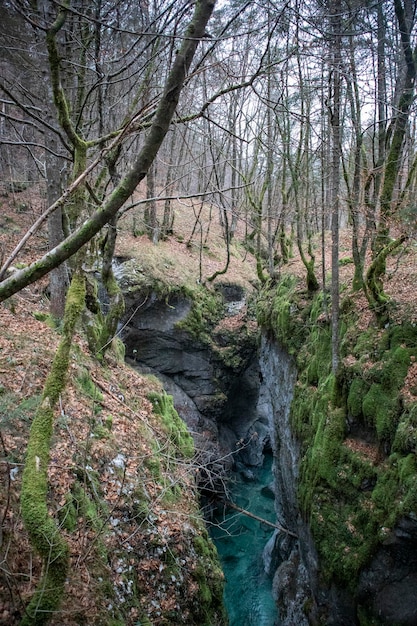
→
(0, 182, 416, 624)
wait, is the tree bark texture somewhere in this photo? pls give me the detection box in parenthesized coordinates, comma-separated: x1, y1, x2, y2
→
(20, 273, 85, 626)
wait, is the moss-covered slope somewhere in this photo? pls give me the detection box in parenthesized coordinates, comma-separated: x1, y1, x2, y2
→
(0, 297, 227, 626)
(257, 277, 417, 609)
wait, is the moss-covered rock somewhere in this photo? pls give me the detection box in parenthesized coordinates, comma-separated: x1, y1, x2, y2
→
(257, 275, 304, 354)
(147, 390, 194, 458)
(175, 284, 225, 344)
(191, 530, 228, 626)
(347, 376, 369, 418)
(258, 274, 417, 602)
(393, 404, 417, 453)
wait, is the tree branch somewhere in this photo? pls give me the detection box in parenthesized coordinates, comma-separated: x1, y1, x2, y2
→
(0, 0, 217, 302)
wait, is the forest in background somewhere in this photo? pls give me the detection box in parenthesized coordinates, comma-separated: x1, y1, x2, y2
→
(1, 0, 416, 323)
(1, 0, 417, 624)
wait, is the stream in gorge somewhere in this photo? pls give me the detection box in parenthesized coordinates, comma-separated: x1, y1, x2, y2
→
(209, 452, 280, 626)
(119, 285, 287, 624)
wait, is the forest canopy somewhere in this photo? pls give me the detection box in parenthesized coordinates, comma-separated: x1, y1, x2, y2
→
(0, 0, 416, 339)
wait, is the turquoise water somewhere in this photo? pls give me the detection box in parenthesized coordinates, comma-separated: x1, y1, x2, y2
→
(210, 454, 279, 626)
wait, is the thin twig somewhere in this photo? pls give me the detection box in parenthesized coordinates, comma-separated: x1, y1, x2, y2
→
(221, 500, 298, 538)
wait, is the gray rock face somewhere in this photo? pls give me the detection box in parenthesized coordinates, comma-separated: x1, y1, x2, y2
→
(118, 274, 417, 626)
(122, 292, 220, 414)
(258, 336, 298, 529)
(357, 515, 417, 625)
(258, 334, 319, 625)
(272, 548, 310, 626)
(120, 284, 264, 474)
(259, 335, 417, 626)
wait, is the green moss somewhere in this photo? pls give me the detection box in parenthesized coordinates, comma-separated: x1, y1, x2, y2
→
(319, 407, 346, 477)
(192, 532, 227, 625)
(97, 272, 125, 358)
(148, 391, 194, 458)
(193, 533, 212, 559)
(299, 397, 346, 512)
(386, 346, 410, 386)
(290, 385, 311, 435)
(371, 470, 399, 529)
(216, 347, 243, 369)
(0, 393, 41, 430)
(144, 454, 162, 479)
(362, 383, 397, 441)
(257, 275, 308, 354)
(387, 321, 417, 350)
(347, 377, 368, 419)
(175, 285, 224, 344)
(343, 447, 377, 489)
(20, 273, 85, 626)
(258, 275, 417, 594)
(161, 480, 183, 505)
(32, 311, 49, 322)
(76, 367, 104, 402)
(401, 473, 417, 511)
(104, 414, 113, 431)
(393, 404, 417, 453)
(131, 486, 150, 523)
(310, 493, 379, 588)
(92, 423, 111, 439)
(358, 336, 416, 448)
(299, 395, 380, 588)
(304, 326, 331, 386)
(58, 476, 110, 534)
(58, 492, 78, 532)
(109, 337, 126, 362)
(71, 481, 102, 526)
(349, 326, 381, 362)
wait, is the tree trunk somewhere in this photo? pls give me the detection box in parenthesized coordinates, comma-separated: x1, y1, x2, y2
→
(145, 161, 158, 243)
(20, 272, 85, 626)
(330, 0, 342, 373)
(161, 131, 178, 238)
(0, 0, 217, 303)
(367, 0, 417, 312)
(46, 122, 68, 319)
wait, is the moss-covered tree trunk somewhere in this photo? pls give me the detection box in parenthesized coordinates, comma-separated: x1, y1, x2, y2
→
(97, 214, 125, 356)
(366, 0, 417, 312)
(20, 273, 85, 626)
(0, 0, 216, 304)
(365, 234, 408, 323)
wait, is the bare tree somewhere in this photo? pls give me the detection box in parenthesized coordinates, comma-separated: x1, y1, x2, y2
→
(0, 0, 217, 303)
(2, 3, 217, 625)
(328, 0, 342, 372)
(366, 0, 417, 317)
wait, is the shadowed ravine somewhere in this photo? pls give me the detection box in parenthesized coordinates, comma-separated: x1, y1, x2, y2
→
(210, 453, 280, 626)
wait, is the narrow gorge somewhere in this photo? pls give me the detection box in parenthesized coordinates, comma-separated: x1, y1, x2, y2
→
(2, 2, 417, 624)
(1, 246, 416, 625)
(117, 256, 417, 626)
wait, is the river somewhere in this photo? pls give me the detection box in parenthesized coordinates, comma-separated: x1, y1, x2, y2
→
(210, 453, 280, 626)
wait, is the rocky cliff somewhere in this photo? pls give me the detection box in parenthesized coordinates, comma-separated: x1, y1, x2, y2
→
(257, 276, 417, 626)
(0, 292, 229, 626)
(115, 257, 417, 626)
(117, 263, 265, 491)
(258, 336, 314, 626)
